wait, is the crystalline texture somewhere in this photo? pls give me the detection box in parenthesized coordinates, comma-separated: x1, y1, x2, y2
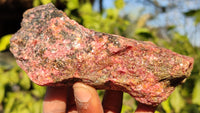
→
(10, 3, 194, 106)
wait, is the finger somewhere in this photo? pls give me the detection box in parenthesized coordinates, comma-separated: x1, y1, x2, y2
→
(67, 86, 78, 113)
(43, 86, 68, 113)
(102, 90, 123, 113)
(73, 82, 103, 113)
(135, 103, 157, 113)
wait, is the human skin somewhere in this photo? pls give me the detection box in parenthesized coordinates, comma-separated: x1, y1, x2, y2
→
(43, 82, 157, 113)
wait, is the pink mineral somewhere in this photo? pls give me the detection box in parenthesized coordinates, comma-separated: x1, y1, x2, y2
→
(10, 3, 194, 106)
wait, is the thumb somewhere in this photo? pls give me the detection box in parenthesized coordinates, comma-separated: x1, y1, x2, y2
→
(73, 82, 103, 113)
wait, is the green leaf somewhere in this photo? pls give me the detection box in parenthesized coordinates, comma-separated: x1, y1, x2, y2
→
(184, 10, 198, 16)
(19, 70, 31, 90)
(0, 34, 12, 51)
(194, 10, 200, 24)
(32, 100, 43, 113)
(20, 93, 33, 110)
(33, 0, 41, 7)
(78, 2, 92, 14)
(114, 0, 125, 9)
(181, 104, 200, 113)
(9, 67, 19, 84)
(0, 84, 5, 103)
(67, 0, 79, 10)
(121, 105, 133, 113)
(106, 9, 119, 20)
(172, 33, 195, 55)
(135, 28, 150, 34)
(64, 9, 71, 15)
(97, 90, 105, 101)
(192, 79, 200, 105)
(161, 98, 172, 113)
(4, 93, 15, 113)
(0, 52, 17, 70)
(134, 28, 153, 40)
(184, 9, 200, 24)
(4, 92, 41, 113)
(0, 71, 9, 85)
(18, 108, 30, 113)
(41, 0, 52, 4)
(170, 87, 185, 113)
(32, 83, 46, 98)
(121, 93, 136, 113)
(155, 111, 160, 113)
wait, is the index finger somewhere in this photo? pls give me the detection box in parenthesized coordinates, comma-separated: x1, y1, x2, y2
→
(43, 86, 68, 113)
(135, 103, 157, 113)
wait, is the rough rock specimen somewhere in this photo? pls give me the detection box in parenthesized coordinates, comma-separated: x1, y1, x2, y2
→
(10, 3, 194, 106)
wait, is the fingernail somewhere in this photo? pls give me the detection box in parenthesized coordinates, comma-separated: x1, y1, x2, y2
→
(73, 84, 91, 103)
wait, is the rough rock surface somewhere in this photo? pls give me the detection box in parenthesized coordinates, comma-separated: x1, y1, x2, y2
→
(10, 3, 194, 106)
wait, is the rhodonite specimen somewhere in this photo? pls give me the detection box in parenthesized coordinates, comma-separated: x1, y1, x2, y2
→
(10, 3, 194, 106)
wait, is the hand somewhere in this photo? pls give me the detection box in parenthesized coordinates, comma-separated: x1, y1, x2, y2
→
(43, 82, 157, 113)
